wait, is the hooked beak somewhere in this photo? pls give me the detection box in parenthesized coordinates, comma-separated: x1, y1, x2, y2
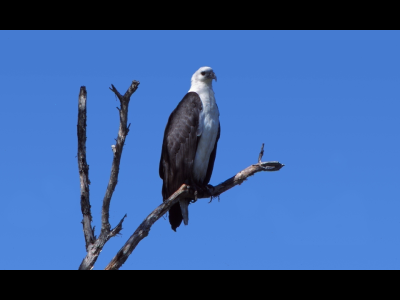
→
(208, 71, 217, 82)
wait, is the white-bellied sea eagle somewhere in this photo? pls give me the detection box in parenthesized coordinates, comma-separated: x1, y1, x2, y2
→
(159, 66, 220, 231)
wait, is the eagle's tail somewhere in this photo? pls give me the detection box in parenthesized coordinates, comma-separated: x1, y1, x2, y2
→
(179, 199, 189, 226)
(169, 200, 189, 232)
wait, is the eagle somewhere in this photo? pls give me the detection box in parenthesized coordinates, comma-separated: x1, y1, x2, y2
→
(159, 66, 220, 231)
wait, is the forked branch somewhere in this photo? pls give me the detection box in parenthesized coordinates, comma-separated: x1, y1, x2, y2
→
(78, 81, 140, 270)
(101, 80, 139, 233)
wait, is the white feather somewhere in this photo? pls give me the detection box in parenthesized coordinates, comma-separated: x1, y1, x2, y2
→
(188, 67, 219, 183)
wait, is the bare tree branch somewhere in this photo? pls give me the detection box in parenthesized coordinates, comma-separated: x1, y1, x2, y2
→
(105, 148, 284, 270)
(77, 86, 95, 250)
(78, 81, 140, 270)
(101, 81, 139, 233)
(104, 184, 190, 270)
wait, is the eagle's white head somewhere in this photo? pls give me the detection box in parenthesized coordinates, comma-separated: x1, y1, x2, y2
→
(190, 66, 217, 86)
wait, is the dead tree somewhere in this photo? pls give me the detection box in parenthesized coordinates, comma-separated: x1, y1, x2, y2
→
(77, 82, 284, 270)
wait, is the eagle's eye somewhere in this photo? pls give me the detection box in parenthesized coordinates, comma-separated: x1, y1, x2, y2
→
(201, 72, 206, 76)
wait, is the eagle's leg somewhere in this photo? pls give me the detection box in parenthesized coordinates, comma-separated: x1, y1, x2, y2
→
(188, 182, 198, 203)
(179, 199, 189, 226)
(189, 183, 214, 203)
(189, 189, 198, 204)
(206, 184, 216, 203)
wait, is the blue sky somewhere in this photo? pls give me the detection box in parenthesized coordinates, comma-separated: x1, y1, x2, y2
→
(0, 30, 399, 270)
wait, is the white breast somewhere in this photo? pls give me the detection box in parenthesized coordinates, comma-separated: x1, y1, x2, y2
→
(189, 85, 219, 183)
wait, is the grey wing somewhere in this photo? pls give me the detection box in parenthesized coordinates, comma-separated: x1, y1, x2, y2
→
(159, 92, 203, 200)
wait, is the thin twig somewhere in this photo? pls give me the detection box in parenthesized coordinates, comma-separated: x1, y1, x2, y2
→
(258, 143, 264, 164)
(105, 158, 284, 270)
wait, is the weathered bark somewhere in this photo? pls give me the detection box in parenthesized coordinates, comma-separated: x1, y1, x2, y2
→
(78, 81, 140, 270)
(104, 148, 284, 270)
(100, 82, 139, 233)
(77, 87, 95, 250)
